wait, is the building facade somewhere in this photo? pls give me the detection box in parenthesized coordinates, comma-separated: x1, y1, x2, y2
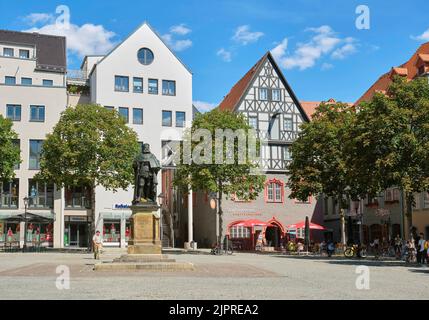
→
(0, 30, 67, 247)
(351, 42, 429, 241)
(0, 23, 193, 249)
(192, 52, 324, 249)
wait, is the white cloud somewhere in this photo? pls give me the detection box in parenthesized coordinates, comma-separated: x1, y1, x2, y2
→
(331, 40, 357, 60)
(232, 25, 264, 45)
(162, 24, 193, 52)
(23, 16, 117, 57)
(193, 100, 218, 112)
(217, 48, 232, 62)
(170, 24, 191, 36)
(271, 25, 358, 70)
(23, 13, 54, 25)
(162, 33, 192, 52)
(321, 63, 333, 70)
(411, 28, 429, 41)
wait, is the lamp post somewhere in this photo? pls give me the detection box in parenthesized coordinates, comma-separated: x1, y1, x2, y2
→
(22, 197, 29, 252)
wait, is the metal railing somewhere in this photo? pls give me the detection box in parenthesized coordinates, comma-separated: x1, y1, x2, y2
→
(67, 69, 88, 81)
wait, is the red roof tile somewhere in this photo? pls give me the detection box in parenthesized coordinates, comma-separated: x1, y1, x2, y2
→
(356, 42, 429, 105)
(218, 53, 268, 111)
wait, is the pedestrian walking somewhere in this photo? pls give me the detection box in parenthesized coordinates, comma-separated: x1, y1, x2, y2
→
(421, 236, 428, 265)
(92, 230, 103, 260)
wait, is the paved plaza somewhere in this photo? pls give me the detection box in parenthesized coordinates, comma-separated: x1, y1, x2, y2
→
(0, 249, 428, 300)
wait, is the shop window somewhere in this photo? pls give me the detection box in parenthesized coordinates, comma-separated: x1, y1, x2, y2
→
(103, 221, 120, 243)
(1, 222, 20, 242)
(28, 179, 54, 208)
(230, 225, 251, 239)
(265, 179, 284, 203)
(0, 179, 19, 208)
(65, 185, 91, 209)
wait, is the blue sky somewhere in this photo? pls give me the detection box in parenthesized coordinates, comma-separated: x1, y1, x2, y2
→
(2, 0, 429, 110)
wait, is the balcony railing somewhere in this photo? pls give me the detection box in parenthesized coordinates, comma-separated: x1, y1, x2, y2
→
(67, 69, 88, 82)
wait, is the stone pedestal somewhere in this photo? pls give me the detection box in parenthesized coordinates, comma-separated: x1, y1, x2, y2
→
(127, 204, 161, 255)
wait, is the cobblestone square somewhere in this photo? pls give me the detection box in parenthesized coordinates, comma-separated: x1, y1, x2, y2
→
(0, 250, 428, 300)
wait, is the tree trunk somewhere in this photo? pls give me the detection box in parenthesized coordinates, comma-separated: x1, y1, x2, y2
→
(340, 207, 346, 247)
(405, 192, 414, 240)
(217, 182, 223, 246)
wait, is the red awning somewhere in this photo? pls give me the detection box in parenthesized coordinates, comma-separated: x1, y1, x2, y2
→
(287, 221, 326, 230)
(231, 219, 268, 228)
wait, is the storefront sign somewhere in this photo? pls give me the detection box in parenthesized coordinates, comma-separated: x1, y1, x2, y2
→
(114, 204, 131, 209)
(69, 216, 88, 222)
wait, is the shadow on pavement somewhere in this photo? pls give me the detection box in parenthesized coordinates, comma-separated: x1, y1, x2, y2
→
(268, 254, 427, 268)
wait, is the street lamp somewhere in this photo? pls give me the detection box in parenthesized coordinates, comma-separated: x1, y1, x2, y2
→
(157, 193, 165, 247)
(22, 197, 29, 252)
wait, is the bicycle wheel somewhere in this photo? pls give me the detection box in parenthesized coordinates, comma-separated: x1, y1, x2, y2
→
(226, 246, 233, 255)
(344, 248, 354, 258)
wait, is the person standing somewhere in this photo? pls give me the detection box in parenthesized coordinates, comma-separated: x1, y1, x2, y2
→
(417, 233, 425, 264)
(92, 230, 103, 260)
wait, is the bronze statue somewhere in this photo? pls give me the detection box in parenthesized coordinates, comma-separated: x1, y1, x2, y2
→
(133, 143, 161, 205)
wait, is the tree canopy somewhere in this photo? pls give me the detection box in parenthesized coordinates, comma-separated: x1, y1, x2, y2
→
(0, 115, 21, 181)
(37, 104, 140, 191)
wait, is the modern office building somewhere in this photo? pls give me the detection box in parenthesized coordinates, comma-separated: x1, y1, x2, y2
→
(191, 52, 324, 249)
(0, 23, 194, 249)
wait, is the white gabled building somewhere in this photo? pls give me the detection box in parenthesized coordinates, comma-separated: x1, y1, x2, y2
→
(0, 23, 194, 249)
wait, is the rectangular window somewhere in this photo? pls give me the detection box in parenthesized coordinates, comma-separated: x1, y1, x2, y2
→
(424, 192, 429, 208)
(248, 116, 258, 129)
(0, 179, 19, 208)
(65, 185, 91, 209)
(42, 79, 53, 86)
(29, 140, 43, 170)
(176, 111, 185, 127)
(6, 104, 21, 121)
(114, 76, 129, 92)
(162, 110, 172, 127)
(3, 48, 14, 57)
(5, 76, 16, 85)
(21, 77, 32, 85)
(19, 49, 30, 59)
(272, 89, 281, 101)
(148, 79, 158, 94)
(30, 105, 45, 122)
(118, 107, 129, 123)
(162, 80, 176, 96)
(266, 181, 283, 203)
(133, 108, 143, 125)
(260, 88, 268, 101)
(28, 179, 54, 209)
(104, 106, 114, 111)
(133, 77, 143, 93)
(284, 146, 291, 160)
(284, 118, 293, 131)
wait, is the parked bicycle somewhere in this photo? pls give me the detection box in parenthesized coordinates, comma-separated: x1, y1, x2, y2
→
(211, 241, 233, 255)
(344, 244, 367, 258)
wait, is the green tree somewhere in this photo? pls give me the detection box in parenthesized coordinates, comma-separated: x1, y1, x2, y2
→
(287, 102, 356, 245)
(37, 104, 140, 238)
(349, 76, 429, 238)
(0, 115, 21, 180)
(174, 109, 265, 246)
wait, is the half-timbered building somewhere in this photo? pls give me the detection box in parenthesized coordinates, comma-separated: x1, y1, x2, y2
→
(192, 52, 324, 249)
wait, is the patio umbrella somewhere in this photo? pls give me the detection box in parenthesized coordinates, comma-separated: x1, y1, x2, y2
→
(287, 221, 326, 230)
(304, 216, 310, 250)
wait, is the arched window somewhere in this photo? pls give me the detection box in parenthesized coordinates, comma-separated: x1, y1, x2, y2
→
(265, 179, 284, 203)
(137, 48, 154, 65)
